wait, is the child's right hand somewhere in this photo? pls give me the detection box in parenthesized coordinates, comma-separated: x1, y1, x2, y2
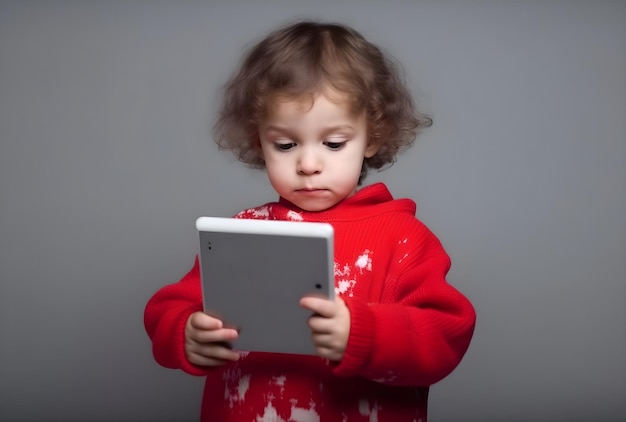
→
(184, 311, 240, 366)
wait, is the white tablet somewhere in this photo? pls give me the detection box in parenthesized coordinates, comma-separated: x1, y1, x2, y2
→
(196, 216, 335, 355)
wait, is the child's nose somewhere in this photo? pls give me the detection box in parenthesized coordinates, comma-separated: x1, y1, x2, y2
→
(296, 149, 322, 175)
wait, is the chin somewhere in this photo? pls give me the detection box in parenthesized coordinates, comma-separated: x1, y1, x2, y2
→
(292, 199, 338, 212)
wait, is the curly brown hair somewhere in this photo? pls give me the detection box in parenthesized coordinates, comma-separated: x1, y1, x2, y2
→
(213, 20, 432, 183)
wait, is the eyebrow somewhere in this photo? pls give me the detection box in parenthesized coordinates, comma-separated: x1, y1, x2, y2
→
(263, 125, 355, 136)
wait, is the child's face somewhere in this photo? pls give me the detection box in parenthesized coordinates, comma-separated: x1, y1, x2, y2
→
(259, 92, 379, 212)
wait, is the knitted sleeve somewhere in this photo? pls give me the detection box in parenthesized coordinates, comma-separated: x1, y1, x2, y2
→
(143, 257, 212, 376)
(333, 222, 476, 386)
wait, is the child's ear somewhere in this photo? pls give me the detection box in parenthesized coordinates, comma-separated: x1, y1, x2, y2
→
(254, 136, 264, 158)
(364, 141, 381, 158)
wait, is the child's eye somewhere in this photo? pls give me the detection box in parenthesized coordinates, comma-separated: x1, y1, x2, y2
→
(275, 143, 296, 151)
(324, 140, 347, 150)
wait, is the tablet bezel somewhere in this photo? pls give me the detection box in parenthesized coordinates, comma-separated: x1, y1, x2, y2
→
(196, 216, 335, 355)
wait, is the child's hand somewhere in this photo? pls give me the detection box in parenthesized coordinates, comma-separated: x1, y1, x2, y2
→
(184, 312, 240, 366)
(300, 296, 350, 362)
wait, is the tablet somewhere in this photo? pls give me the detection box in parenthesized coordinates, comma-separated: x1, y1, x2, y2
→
(196, 216, 335, 355)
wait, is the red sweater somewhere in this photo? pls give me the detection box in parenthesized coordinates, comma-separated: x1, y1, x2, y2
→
(144, 183, 475, 421)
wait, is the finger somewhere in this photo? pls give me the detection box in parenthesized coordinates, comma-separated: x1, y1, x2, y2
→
(189, 312, 223, 330)
(197, 344, 240, 361)
(190, 327, 239, 344)
(307, 315, 335, 334)
(312, 345, 342, 362)
(300, 296, 337, 318)
(187, 345, 240, 366)
(188, 355, 227, 366)
(310, 332, 338, 348)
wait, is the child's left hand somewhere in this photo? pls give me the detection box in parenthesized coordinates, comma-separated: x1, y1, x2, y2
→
(299, 295, 350, 362)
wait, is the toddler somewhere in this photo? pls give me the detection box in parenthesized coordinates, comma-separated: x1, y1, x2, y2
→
(145, 20, 475, 421)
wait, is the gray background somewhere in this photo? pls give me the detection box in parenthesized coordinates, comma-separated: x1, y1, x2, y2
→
(1, 0, 624, 421)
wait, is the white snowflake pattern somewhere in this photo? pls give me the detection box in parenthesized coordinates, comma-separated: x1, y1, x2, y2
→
(355, 249, 373, 272)
(255, 402, 286, 422)
(358, 399, 380, 422)
(235, 206, 270, 220)
(289, 400, 320, 422)
(397, 238, 410, 263)
(286, 210, 303, 221)
(334, 262, 356, 297)
(334, 249, 374, 297)
(272, 375, 286, 396)
(222, 368, 250, 408)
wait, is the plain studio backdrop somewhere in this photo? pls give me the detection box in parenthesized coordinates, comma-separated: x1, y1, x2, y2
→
(0, 1, 624, 421)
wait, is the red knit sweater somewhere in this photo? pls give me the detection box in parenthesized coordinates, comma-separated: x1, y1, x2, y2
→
(144, 183, 475, 421)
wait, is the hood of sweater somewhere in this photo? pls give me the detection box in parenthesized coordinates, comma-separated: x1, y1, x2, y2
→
(268, 182, 417, 222)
